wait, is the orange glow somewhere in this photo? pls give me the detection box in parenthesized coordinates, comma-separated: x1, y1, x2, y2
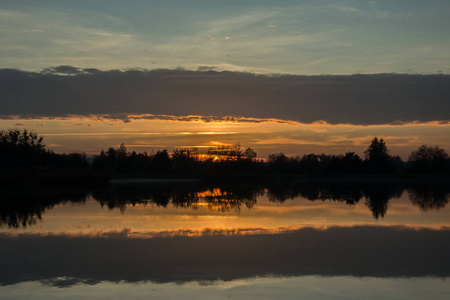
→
(5, 113, 450, 126)
(1, 114, 450, 159)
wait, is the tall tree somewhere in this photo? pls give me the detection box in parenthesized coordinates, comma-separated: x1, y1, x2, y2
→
(364, 137, 392, 174)
(364, 137, 389, 161)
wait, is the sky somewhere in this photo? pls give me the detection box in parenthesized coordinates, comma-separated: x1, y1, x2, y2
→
(0, 0, 449, 158)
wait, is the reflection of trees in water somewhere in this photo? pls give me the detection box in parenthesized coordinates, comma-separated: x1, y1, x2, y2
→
(324, 185, 363, 205)
(1, 181, 449, 228)
(201, 187, 260, 212)
(267, 183, 364, 205)
(92, 187, 171, 213)
(363, 184, 403, 219)
(91, 184, 262, 213)
(0, 189, 88, 228)
(408, 185, 450, 211)
(267, 185, 311, 203)
(171, 191, 200, 209)
(266, 181, 446, 219)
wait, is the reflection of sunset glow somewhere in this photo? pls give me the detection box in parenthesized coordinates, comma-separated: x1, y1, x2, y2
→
(3, 191, 448, 236)
(196, 188, 227, 198)
(4, 224, 450, 239)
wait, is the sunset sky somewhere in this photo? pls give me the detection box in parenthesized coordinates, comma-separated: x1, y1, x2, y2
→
(1, 0, 449, 158)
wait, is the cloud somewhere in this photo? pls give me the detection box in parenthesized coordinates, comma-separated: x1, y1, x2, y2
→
(40, 65, 101, 75)
(369, 1, 389, 18)
(0, 67, 449, 125)
(23, 29, 45, 33)
(88, 31, 113, 37)
(117, 114, 299, 124)
(196, 66, 218, 72)
(329, 4, 368, 16)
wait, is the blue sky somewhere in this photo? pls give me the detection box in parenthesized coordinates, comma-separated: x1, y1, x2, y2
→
(1, 0, 449, 74)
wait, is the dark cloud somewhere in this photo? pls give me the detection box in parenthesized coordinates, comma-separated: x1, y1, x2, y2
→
(0, 67, 449, 125)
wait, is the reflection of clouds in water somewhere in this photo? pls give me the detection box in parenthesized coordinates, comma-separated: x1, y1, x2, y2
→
(0, 225, 449, 287)
(1, 276, 449, 300)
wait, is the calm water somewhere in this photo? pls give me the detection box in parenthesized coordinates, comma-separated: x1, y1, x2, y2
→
(1, 180, 449, 299)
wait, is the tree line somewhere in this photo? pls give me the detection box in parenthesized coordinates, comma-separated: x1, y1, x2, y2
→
(267, 137, 449, 176)
(1, 129, 449, 180)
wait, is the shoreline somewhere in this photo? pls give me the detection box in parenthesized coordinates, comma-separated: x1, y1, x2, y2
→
(1, 170, 449, 187)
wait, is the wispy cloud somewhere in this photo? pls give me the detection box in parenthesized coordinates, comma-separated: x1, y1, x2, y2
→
(328, 4, 368, 16)
(23, 29, 45, 33)
(369, 1, 389, 18)
(88, 32, 113, 37)
(204, 10, 280, 34)
(1, 2, 449, 74)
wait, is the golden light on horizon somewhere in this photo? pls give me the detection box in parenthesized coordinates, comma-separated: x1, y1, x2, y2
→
(1, 115, 450, 159)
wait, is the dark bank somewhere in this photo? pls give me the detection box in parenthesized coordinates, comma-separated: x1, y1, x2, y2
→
(1, 129, 449, 185)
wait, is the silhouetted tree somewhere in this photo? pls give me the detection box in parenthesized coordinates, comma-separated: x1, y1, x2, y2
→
(365, 137, 389, 161)
(153, 149, 171, 173)
(299, 154, 321, 175)
(341, 152, 363, 174)
(0, 129, 44, 150)
(364, 137, 393, 174)
(0, 129, 45, 169)
(268, 152, 288, 163)
(268, 152, 291, 173)
(207, 143, 249, 161)
(244, 147, 257, 160)
(172, 148, 198, 175)
(408, 145, 449, 174)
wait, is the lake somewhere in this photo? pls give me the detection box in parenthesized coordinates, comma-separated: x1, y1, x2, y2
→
(1, 180, 449, 299)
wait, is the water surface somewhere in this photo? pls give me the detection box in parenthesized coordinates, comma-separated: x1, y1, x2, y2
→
(1, 180, 449, 299)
